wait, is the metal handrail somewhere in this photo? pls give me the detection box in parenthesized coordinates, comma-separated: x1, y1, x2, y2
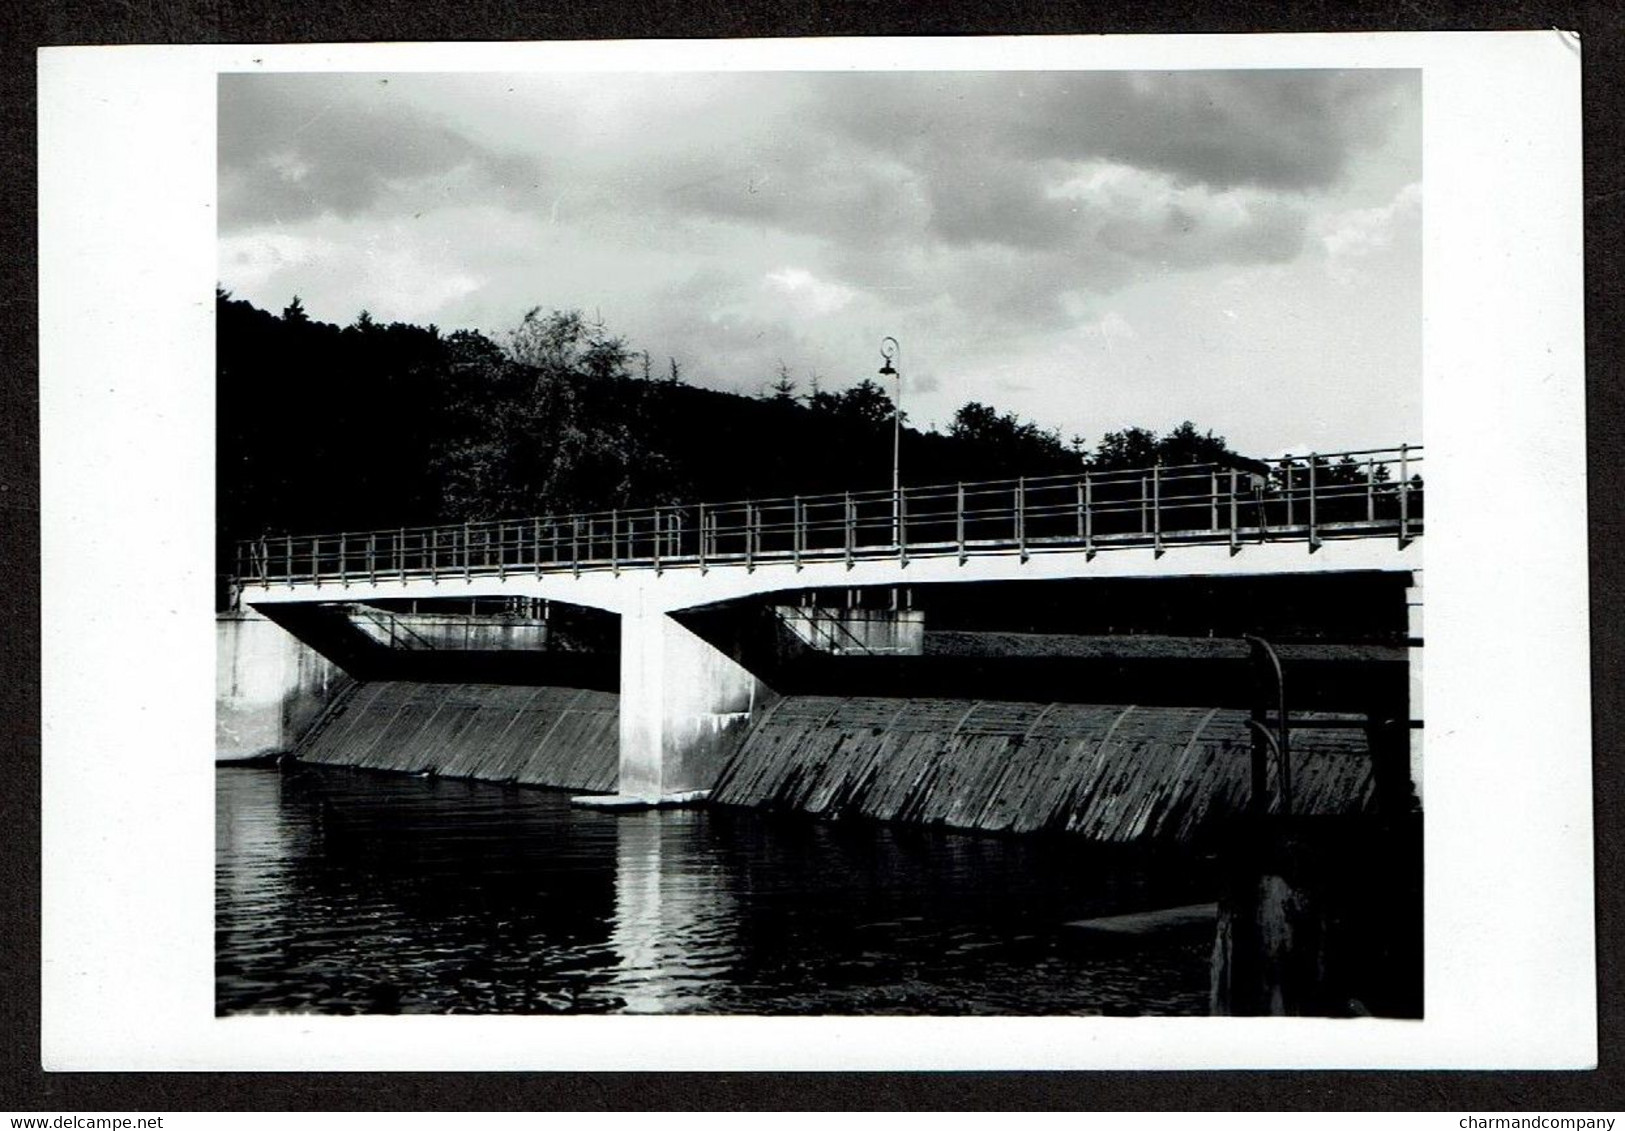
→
(234, 444, 1423, 588)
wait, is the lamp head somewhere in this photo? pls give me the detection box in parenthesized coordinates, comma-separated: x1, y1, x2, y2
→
(879, 336, 899, 377)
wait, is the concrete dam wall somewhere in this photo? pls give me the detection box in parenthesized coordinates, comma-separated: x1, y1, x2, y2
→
(296, 681, 619, 794)
(286, 682, 1378, 844)
(709, 696, 1376, 844)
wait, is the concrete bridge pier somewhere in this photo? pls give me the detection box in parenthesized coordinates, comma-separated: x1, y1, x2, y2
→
(584, 594, 776, 808)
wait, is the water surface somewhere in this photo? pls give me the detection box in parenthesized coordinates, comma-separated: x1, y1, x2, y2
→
(217, 764, 1216, 1015)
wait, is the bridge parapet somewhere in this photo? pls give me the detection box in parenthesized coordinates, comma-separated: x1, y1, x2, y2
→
(234, 445, 1422, 595)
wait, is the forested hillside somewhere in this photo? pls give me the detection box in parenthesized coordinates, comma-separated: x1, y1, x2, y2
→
(217, 292, 1244, 554)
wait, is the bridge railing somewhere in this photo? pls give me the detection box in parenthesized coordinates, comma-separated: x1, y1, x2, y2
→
(235, 445, 1422, 588)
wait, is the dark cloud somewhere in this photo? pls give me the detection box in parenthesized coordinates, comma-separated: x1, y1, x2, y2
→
(655, 133, 923, 248)
(592, 69, 1397, 317)
(218, 75, 543, 228)
(1095, 190, 1308, 268)
(220, 69, 1411, 364)
(821, 70, 1415, 193)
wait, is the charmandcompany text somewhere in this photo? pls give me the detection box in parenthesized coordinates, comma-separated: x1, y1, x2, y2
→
(1461, 1120, 1614, 1130)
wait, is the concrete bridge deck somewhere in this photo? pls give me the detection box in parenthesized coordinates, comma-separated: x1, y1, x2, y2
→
(235, 446, 1422, 616)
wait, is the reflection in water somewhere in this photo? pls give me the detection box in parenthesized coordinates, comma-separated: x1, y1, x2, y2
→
(609, 811, 740, 1013)
(217, 764, 1215, 1016)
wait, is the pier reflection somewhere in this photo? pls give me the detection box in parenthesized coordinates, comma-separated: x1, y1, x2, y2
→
(608, 810, 740, 1012)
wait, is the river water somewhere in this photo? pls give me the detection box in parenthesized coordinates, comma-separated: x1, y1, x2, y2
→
(217, 763, 1217, 1016)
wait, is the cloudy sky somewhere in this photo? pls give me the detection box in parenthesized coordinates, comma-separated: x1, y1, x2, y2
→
(218, 69, 1420, 457)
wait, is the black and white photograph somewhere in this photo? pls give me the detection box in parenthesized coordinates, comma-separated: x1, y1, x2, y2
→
(36, 32, 1590, 1073)
(212, 64, 1425, 1020)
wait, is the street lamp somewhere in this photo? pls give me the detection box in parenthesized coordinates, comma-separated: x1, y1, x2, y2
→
(879, 337, 901, 543)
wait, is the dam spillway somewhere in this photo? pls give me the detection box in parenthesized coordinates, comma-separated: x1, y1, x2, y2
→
(709, 696, 1375, 843)
(296, 681, 620, 794)
(288, 681, 1378, 845)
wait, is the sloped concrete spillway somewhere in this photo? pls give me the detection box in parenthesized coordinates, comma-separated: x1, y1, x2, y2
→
(291, 681, 1377, 845)
(297, 682, 620, 794)
(710, 696, 1375, 844)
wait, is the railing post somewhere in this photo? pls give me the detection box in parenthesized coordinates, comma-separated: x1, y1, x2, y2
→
(1283, 458, 1294, 528)
(893, 482, 902, 549)
(1366, 456, 1376, 523)
(286, 535, 294, 588)
(1210, 471, 1219, 532)
(463, 520, 471, 581)
(337, 533, 348, 585)
(367, 533, 376, 584)
(496, 522, 506, 579)
(1016, 477, 1027, 562)
(257, 536, 269, 586)
(844, 492, 854, 570)
(534, 517, 543, 577)
(957, 482, 967, 565)
(571, 517, 580, 578)
(793, 497, 802, 570)
(1140, 476, 1148, 536)
(1084, 472, 1094, 558)
(611, 509, 620, 575)
(1152, 465, 1162, 555)
(745, 502, 754, 572)
(653, 508, 662, 575)
(1307, 454, 1319, 550)
(1229, 469, 1239, 554)
(698, 503, 708, 573)
(1399, 443, 1410, 545)
(898, 487, 909, 566)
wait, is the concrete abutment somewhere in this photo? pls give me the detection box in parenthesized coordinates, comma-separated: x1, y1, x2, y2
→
(216, 607, 350, 761)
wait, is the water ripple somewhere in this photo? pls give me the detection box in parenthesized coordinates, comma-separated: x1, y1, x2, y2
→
(217, 764, 1213, 1016)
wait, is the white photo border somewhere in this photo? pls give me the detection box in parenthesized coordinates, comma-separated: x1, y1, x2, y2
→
(38, 32, 1590, 1070)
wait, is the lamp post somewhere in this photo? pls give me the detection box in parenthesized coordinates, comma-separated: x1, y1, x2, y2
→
(880, 336, 901, 544)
